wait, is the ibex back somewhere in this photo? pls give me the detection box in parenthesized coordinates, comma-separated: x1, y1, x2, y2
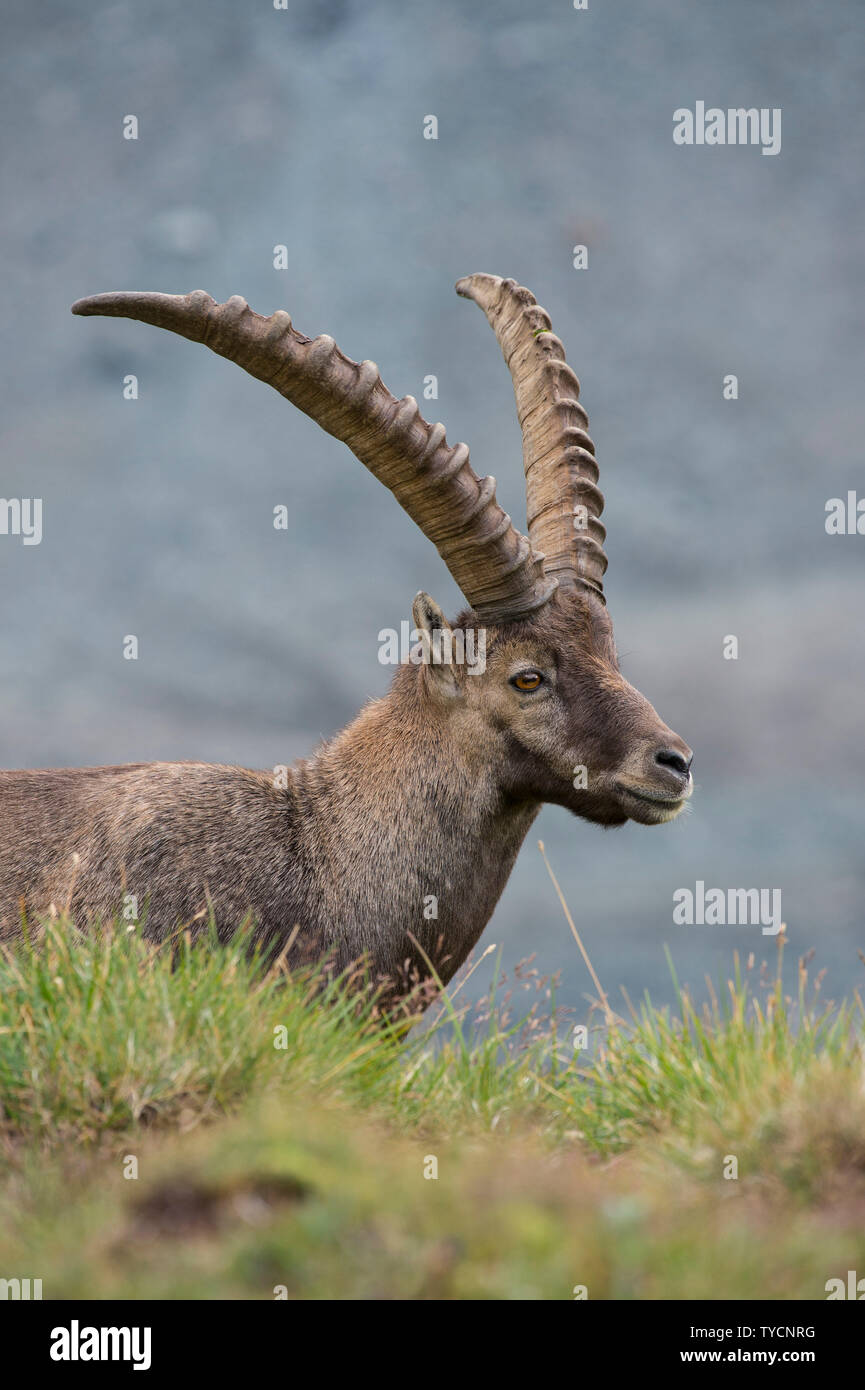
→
(0, 275, 693, 999)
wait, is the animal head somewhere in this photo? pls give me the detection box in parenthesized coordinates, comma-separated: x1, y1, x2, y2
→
(411, 586, 691, 828)
(72, 272, 692, 827)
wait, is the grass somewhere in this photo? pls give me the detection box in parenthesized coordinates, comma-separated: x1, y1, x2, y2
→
(0, 911, 864, 1299)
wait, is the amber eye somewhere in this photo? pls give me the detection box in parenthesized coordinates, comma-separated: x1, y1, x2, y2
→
(511, 670, 543, 692)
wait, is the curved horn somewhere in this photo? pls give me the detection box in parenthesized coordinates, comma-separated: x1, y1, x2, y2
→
(455, 274, 607, 601)
(71, 290, 557, 623)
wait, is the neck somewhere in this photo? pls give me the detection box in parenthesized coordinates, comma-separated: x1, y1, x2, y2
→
(292, 668, 539, 992)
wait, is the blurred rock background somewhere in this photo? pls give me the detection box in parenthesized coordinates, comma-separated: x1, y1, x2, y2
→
(1, 0, 863, 1011)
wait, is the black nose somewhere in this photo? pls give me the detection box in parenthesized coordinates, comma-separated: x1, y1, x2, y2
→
(655, 747, 692, 778)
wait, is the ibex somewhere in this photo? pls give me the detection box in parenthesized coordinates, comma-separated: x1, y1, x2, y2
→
(0, 275, 692, 999)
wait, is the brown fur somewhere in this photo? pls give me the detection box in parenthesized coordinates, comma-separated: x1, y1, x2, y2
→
(0, 588, 691, 1000)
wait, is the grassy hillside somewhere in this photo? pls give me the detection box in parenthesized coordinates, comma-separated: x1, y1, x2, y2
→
(0, 916, 863, 1300)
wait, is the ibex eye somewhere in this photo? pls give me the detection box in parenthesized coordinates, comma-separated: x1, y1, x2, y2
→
(511, 671, 543, 691)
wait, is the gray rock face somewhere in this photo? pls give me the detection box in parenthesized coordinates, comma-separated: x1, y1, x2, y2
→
(1, 0, 862, 1009)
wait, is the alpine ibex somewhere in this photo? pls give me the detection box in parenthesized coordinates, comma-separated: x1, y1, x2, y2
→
(0, 275, 692, 999)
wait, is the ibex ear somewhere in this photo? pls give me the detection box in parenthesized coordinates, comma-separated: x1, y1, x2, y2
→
(412, 591, 461, 702)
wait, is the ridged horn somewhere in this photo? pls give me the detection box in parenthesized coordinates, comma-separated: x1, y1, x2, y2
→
(456, 274, 607, 601)
(71, 290, 558, 623)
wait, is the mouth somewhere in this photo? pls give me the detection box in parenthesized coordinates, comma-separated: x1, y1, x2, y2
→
(615, 780, 690, 825)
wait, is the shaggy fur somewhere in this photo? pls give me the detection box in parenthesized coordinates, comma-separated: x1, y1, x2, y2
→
(0, 589, 691, 999)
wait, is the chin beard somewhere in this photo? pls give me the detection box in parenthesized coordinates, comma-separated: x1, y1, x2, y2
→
(573, 807, 628, 828)
(562, 794, 628, 828)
